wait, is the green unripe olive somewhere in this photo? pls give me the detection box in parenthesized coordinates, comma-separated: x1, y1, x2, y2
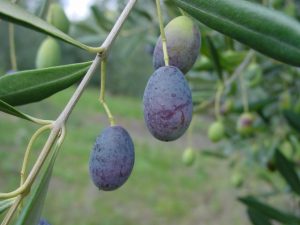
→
(47, 3, 70, 33)
(35, 37, 61, 69)
(208, 121, 225, 143)
(153, 16, 201, 74)
(237, 112, 255, 136)
(182, 148, 196, 166)
(230, 172, 243, 188)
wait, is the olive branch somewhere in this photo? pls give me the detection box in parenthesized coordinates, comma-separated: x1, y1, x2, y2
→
(0, 0, 137, 224)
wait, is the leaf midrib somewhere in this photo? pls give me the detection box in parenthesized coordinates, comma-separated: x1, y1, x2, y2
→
(0, 67, 88, 100)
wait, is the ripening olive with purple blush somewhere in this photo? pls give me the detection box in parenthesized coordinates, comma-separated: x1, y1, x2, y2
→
(89, 126, 135, 191)
(237, 112, 255, 136)
(153, 16, 201, 74)
(143, 66, 193, 141)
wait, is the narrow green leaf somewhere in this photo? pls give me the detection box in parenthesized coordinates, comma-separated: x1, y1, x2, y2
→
(247, 208, 273, 225)
(0, 61, 92, 106)
(91, 6, 113, 32)
(275, 149, 300, 195)
(133, 7, 153, 21)
(173, 0, 300, 67)
(239, 196, 300, 224)
(283, 110, 300, 133)
(0, 1, 98, 52)
(0, 99, 34, 121)
(0, 199, 15, 215)
(16, 150, 59, 225)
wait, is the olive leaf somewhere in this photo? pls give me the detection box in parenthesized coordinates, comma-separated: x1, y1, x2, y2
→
(275, 149, 300, 195)
(0, 61, 92, 106)
(283, 110, 300, 133)
(0, 99, 35, 122)
(247, 208, 273, 225)
(0, 199, 15, 215)
(16, 148, 59, 225)
(173, 0, 300, 67)
(0, 1, 99, 52)
(239, 196, 300, 224)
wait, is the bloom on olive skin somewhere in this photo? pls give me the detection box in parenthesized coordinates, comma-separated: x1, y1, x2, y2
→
(89, 126, 135, 191)
(143, 66, 193, 141)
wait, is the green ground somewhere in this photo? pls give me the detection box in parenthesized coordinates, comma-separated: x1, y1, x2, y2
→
(0, 87, 249, 225)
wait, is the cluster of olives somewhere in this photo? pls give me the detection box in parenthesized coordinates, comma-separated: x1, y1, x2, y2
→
(143, 16, 201, 142)
(88, 16, 201, 191)
(35, 3, 70, 68)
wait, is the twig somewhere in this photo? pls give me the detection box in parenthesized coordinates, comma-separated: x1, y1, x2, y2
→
(225, 50, 255, 87)
(0, 0, 137, 224)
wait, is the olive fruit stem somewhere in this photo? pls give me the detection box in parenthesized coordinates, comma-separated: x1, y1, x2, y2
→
(178, 8, 187, 16)
(214, 82, 224, 121)
(99, 58, 115, 126)
(155, 0, 169, 66)
(8, 23, 17, 70)
(187, 117, 195, 146)
(20, 124, 53, 187)
(239, 66, 249, 112)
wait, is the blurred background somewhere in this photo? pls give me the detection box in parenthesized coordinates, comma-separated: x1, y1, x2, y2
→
(0, 0, 300, 224)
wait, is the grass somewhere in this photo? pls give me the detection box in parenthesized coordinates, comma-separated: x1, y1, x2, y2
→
(0, 87, 249, 225)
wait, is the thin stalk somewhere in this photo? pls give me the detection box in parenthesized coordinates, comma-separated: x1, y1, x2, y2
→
(156, 0, 169, 66)
(187, 117, 195, 146)
(1, 196, 22, 225)
(214, 82, 224, 121)
(239, 70, 249, 112)
(225, 50, 255, 87)
(179, 8, 187, 16)
(20, 124, 52, 186)
(8, 23, 17, 71)
(99, 58, 115, 126)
